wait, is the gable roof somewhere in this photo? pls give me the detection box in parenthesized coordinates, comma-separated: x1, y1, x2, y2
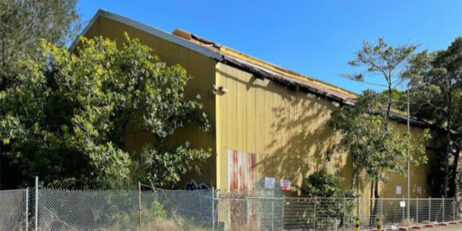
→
(72, 9, 357, 105)
(72, 9, 432, 128)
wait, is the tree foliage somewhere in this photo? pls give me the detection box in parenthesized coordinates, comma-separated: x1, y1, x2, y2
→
(328, 90, 430, 192)
(0, 35, 210, 189)
(0, 0, 80, 87)
(345, 38, 417, 129)
(404, 37, 462, 197)
(299, 169, 355, 227)
(300, 169, 352, 198)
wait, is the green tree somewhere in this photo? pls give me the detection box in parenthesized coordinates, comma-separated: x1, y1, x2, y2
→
(0, 0, 80, 88)
(329, 90, 429, 225)
(404, 37, 462, 197)
(329, 90, 429, 193)
(0, 35, 210, 189)
(299, 169, 354, 228)
(345, 38, 418, 201)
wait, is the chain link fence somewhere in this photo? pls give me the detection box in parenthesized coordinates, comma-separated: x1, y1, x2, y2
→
(0, 189, 28, 231)
(214, 196, 284, 231)
(214, 196, 460, 231)
(37, 188, 213, 230)
(0, 187, 460, 231)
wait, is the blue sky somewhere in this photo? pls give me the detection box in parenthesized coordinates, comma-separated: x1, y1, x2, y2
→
(77, 0, 462, 93)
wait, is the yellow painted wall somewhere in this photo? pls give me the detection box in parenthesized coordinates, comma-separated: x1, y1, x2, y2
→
(82, 17, 217, 187)
(215, 62, 431, 198)
(83, 15, 432, 196)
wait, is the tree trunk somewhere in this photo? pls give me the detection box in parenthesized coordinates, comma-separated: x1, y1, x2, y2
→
(369, 180, 375, 226)
(384, 80, 392, 131)
(351, 168, 357, 192)
(449, 146, 460, 198)
(371, 176, 380, 226)
(443, 83, 452, 198)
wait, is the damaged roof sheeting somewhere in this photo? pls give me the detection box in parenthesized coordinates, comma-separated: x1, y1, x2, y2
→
(75, 9, 432, 128)
(172, 29, 431, 128)
(172, 29, 357, 104)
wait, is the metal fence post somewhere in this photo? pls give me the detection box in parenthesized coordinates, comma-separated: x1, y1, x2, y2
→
(313, 197, 317, 231)
(416, 198, 419, 223)
(282, 196, 285, 230)
(453, 198, 456, 221)
(271, 199, 274, 231)
(342, 196, 346, 227)
(138, 182, 142, 231)
(35, 176, 38, 231)
(26, 188, 29, 231)
(380, 197, 383, 221)
(442, 197, 445, 222)
(402, 197, 405, 222)
(211, 187, 215, 231)
(429, 197, 431, 222)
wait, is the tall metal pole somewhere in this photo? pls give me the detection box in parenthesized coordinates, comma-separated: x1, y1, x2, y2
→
(407, 87, 411, 220)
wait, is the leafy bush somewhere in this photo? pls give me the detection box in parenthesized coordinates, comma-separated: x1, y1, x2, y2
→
(0, 34, 210, 188)
(300, 169, 352, 198)
(298, 169, 355, 228)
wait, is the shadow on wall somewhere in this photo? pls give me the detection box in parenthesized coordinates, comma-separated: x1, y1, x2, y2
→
(255, 81, 353, 194)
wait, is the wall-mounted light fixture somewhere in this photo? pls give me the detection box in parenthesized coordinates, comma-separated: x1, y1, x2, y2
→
(212, 85, 229, 95)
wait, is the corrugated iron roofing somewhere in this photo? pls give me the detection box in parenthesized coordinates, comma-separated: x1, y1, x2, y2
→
(172, 29, 357, 104)
(72, 10, 433, 128)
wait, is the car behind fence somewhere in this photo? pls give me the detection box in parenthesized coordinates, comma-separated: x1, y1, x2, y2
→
(0, 188, 459, 230)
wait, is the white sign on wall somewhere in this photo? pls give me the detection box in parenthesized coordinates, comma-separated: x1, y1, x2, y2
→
(396, 186, 402, 195)
(280, 179, 291, 191)
(264, 177, 275, 189)
(416, 186, 422, 195)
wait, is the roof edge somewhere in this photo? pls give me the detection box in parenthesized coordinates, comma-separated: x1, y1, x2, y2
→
(69, 9, 223, 61)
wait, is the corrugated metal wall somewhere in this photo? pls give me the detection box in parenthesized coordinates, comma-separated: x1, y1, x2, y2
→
(215, 62, 431, 198)
(83, 16, 217, 187)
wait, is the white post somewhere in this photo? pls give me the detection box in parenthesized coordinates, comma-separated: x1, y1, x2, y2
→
(35, 176, 38, 231)
(26, 188, 29, 231)
(407, 87, 411, 221)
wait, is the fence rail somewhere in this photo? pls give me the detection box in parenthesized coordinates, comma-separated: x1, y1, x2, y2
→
(0, 187, 460, 231)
